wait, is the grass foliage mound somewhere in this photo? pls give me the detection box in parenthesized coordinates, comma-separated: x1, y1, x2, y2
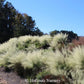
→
(0, 33, 84, 84)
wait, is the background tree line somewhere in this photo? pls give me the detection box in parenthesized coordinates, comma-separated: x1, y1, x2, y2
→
(0, 0, 78, 43)
(50, 30, 78, 42)
(0, 0, 43, 43)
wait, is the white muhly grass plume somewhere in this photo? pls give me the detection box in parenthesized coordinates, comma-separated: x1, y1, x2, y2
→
(0, 38, 17, 54)
(39, 35, 52, 44)
(0, 34, 68, 72)
(71, 69, 84, 84)
(18, 35, 32, 43)
(0, 43, 8, 54)
(21, 50, 45, 69)
(26, 44, 36, 51)
(45, 50, 68, 75)
(69, 46, 84, 69)
(9, 51, 26, 64)
(0, 50, 16, 65)
(1, 34, 84, 83)
(31, 36, 39, 42)
(50, 33, 67, 47)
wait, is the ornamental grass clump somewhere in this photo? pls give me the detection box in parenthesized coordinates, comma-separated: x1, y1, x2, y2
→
(45, 49, 71, 76)
(0, 33, 70, 79)
(50, 33, 68, 50)
(21, 50, 44, 69)
(16, 34, 68, 51)
(12, 50, 47, 77)
(68, 46, 84, 84)
(69, 46, 84, 69)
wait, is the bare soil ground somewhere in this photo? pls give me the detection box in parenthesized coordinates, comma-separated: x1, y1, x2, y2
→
(72, 36, 84, 46)
(0, 67, 28, 84)
(69, 36, 84, 50)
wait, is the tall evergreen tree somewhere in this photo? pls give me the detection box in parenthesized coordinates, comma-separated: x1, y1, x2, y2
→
(0, 0, 16, 43)
(0, 0, 43, 43)
(13, 13, 35, 37)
